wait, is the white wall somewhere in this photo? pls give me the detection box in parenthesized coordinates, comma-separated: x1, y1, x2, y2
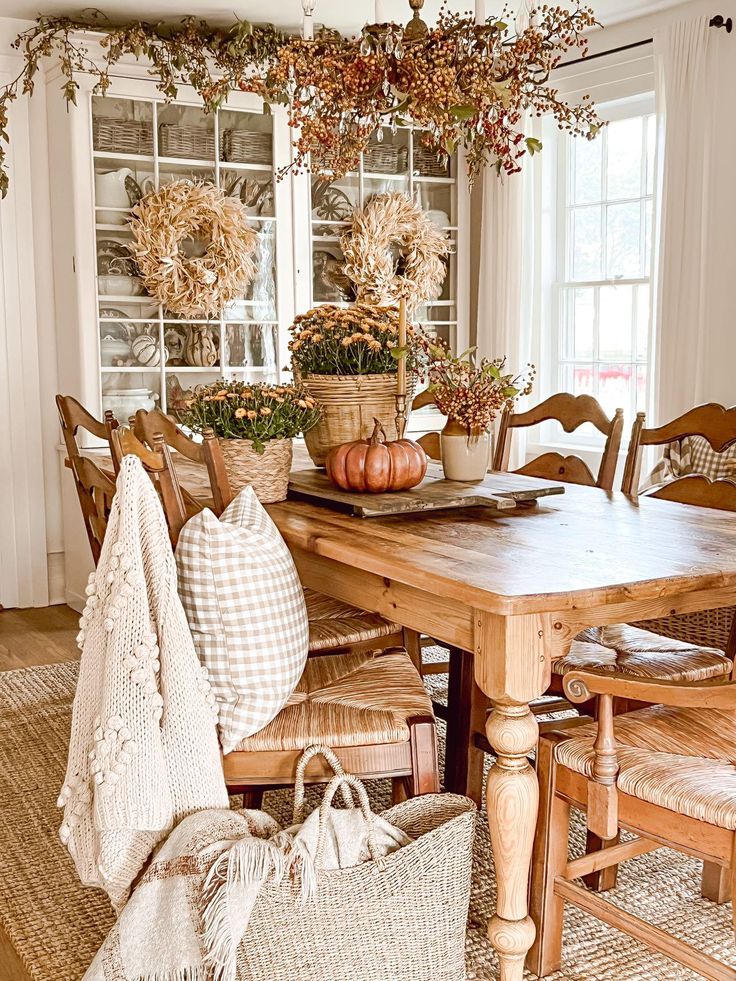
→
(0, 16, 64, 608)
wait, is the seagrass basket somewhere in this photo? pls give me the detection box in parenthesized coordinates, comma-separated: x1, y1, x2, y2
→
(93, 116, 153, 155)
(236, 790, 476, 981)
(297, 371, 416, 466)
(158, 123, 219, 160)
(218, 437, 292, 503)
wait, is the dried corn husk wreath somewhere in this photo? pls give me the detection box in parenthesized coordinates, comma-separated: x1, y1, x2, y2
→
(341, 193, 450, 314)
(130, 180, 257, 319)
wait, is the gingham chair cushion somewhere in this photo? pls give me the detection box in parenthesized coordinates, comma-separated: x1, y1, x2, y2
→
(176, 486, 309, 754)
(556, 705, 736, 830)
(551, 623, 731, 683)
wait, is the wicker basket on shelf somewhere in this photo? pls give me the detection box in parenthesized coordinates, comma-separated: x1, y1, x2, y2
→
(158, 123, 219, 160)
(222, 130, 273, 165)
(363, 141, 408, 174)
(218, 436, 292, 504)
(296, 370, 415, 467)
(93, 117, 153, 155)
(413, 144, 450, 178)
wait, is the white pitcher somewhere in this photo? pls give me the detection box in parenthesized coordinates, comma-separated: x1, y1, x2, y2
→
(95, 168, 134, 224)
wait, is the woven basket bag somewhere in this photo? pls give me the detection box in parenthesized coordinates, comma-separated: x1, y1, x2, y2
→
(218, 437, 292, 504)
(236, 754, 475, 981)
(297, 371, 416, 466)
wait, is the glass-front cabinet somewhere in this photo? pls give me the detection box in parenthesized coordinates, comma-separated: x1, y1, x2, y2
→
(47, 70, 468, 438)
(90, 93, 288, 422)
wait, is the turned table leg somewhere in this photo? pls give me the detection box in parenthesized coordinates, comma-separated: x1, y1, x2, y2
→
(486, 702, 539, 980)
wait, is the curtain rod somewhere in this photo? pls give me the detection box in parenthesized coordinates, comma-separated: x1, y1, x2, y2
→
(558, 14, 732, 68)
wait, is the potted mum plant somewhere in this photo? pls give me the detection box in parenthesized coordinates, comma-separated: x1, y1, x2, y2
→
(178, 380, 321, 503)
(428, 350, 535, 481)
(289, 303, 431, 466)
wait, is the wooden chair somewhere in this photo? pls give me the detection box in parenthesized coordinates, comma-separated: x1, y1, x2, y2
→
(109, 427, 441, 803)
(493, 393, 624, 491)
(529, 668, 736, 980)
(622, 402, 736, 496)
(56, 394, 119, 563)
(131, 408, 233, 514)
(131, 408, 414, 664)
(63, 454, 117, 565)
(110, 427, 193, 547)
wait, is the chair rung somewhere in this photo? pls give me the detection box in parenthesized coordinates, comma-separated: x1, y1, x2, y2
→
(422, 661, 450, 675)
(554, 878, 736, 981)
(531, 698, 572, 715)
(563, 837, 659, 881)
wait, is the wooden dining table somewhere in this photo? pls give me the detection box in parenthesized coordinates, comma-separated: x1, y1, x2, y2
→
(87, 449, 736, 979)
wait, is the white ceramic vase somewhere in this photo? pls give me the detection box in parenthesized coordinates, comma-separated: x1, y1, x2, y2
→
(440, 421, 491, 482)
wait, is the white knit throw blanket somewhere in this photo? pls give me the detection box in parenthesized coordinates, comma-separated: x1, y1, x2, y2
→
(58, 456, 229, 909)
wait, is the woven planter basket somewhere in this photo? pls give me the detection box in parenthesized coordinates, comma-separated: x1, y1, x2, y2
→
(297, 371, 416, 466)
(236, 788, 476, 981)
(218, 437, 292, 504)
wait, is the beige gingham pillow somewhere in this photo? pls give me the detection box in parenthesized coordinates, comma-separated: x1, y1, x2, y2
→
(175, 485, 309, 754)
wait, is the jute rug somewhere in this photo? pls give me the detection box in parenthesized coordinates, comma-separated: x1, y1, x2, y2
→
(1, 660, 734, 981)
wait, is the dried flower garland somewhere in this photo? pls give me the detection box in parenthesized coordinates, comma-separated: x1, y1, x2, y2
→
(253, 4, 602, 183)
(341, 193, 450, 314)
(129, 180, 257, 319)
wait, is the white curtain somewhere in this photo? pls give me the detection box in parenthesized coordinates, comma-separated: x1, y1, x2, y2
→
(652, 16, 713, 422)
(476, 1, 535, 469)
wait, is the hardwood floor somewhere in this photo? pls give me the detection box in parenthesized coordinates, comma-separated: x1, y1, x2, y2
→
(0, 604, 80, 671)
(0, 604, 80, 981)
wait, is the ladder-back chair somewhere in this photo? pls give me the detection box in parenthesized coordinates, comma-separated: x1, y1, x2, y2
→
(132, 408, 233, 514)
(56, 394, 119, 564)
(110, 432, 439, 805)
(622, 402, 736, 495)
(493, 393, 624, 491)
(530, 670, 736, 980)
(131, 408, 412, 663)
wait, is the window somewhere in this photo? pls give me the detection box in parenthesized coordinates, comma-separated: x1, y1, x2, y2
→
(552, 97, 656, 430)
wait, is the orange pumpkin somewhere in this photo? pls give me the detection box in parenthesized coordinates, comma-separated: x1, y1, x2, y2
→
(325, 418, 427, 493)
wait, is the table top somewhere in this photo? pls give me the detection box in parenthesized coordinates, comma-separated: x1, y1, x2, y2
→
(269, 472, 736, 616)
(86, 447, 736, 617)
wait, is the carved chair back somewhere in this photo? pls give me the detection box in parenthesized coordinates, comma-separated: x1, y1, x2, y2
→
(621, 403, 736, 496)
(56, 394, 120, 564)
(67, 455, 117, 566)
(110, 427, 200, 547)
(493, 393, 624, 490)
(132, 408, 233, 514)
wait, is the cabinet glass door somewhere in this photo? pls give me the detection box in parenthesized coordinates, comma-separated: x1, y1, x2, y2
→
(306, 126, 460, 354)
(91, 94, 284, 422)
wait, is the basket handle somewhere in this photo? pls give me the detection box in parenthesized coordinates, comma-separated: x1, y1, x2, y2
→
(314, 773, 384, 870)
(293, 745, 352, 824)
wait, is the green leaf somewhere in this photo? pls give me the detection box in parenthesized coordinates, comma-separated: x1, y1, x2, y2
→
(525, 136, 543, 155)
(450, 104, 476, 120)
(502, 386, 520, 397)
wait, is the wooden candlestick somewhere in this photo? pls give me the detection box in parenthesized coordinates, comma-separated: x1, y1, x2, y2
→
(395, 296, 408, 439)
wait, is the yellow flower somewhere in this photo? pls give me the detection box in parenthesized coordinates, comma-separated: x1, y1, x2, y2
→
(216, 390, 228, 397)
(297, 398, 308, 408)
(341, 337, 352, 347)
(311, 333, 323, 343)
(246, 410, 257, 420)
(234, 407, 247, 418)
(260, 406, 272, 416)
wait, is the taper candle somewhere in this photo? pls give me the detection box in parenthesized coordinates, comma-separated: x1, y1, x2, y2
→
(475, 0, 486, 25)
(375, 0, 389, 24)
(397, 296, 407, 398)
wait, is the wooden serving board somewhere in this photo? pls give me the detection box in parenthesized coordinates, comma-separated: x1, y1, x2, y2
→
(287, 464, 565, 518)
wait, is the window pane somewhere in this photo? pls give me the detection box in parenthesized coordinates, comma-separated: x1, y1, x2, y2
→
(598, 363, 633, 417)
(571, 206, 602, 280)
(572, 135, 603, 205)
(560, 288, 596, 360)
(606, 201, 642, 278)
(636, 284, 650, 361)
(599, 284, 633, 361)
(636, 364, 648, 411)
(646, 115, 656, 195)
(606, 117, 642, 201)
(644, 197, 653, 272)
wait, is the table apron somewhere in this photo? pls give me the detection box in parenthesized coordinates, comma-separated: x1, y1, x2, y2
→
(289, 545, 475, 650)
